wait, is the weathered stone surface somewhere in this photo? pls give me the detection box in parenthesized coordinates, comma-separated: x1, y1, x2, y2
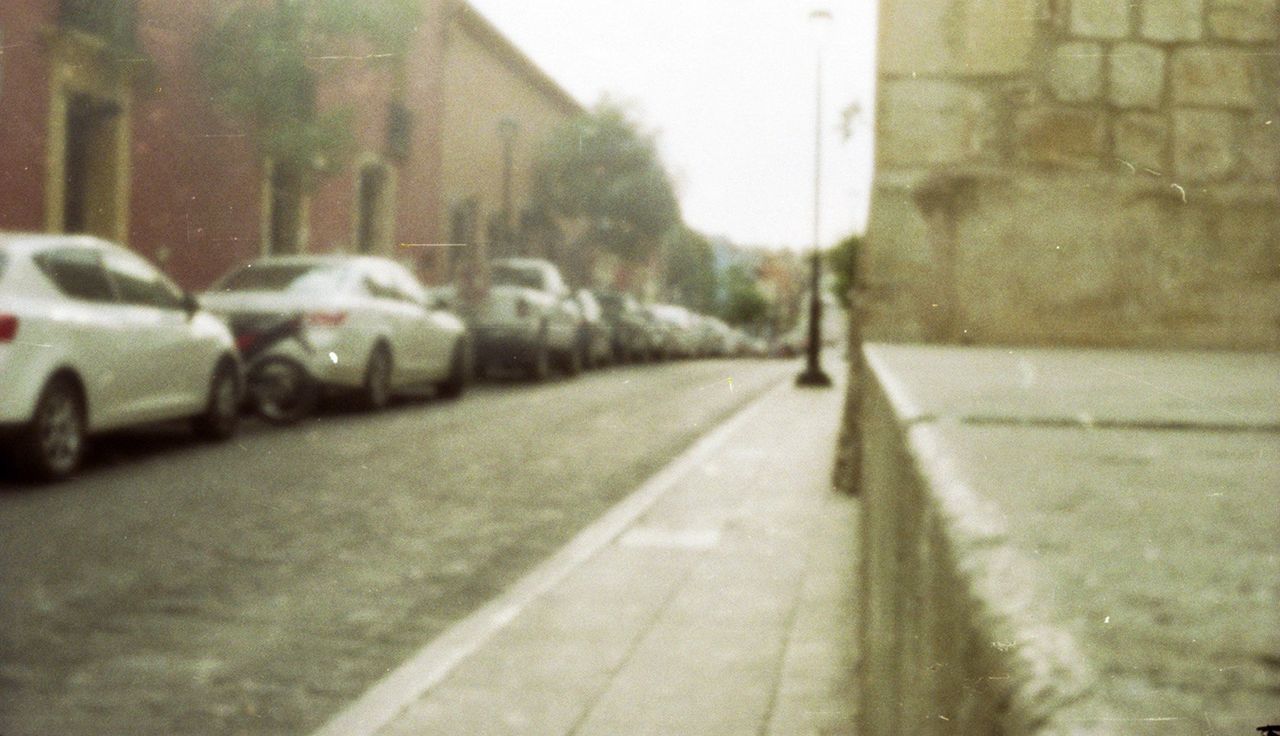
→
(1208, 0, 1280, 41)
(1109, 43, 1167, 109)
(1239, 117, 1280, 183)
(1141, 0, 1206, 40)
(1015, 107, 1107, 166)
(1048, 42, 1104, 102)
(1071, 0, 1132, 38)
(1115, 112, 1170, 172)
(1174, 109, 1240, 180)
(1171, 47, 1260, 108)
(879, 0, 1036, 76)
(878, 79, 987, 166)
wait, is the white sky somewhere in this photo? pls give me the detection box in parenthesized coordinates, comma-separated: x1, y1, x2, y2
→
(467, 1, 878, 251)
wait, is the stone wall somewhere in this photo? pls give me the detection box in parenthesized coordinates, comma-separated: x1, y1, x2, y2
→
(865, 0, 1279, 349)
(853, 343, 1280, 735)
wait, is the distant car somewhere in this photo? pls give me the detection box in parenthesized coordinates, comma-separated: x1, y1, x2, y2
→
(0, 233, 241, 480)
(200, 255, 470, 408)
(573, 289, 613, 369)
(464, 258, 582, 380)
(647, 304, 700, 359)
(595, 290, 654, 363)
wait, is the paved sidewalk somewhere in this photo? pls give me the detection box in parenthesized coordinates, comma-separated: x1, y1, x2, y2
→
(318, 368, 859, 736)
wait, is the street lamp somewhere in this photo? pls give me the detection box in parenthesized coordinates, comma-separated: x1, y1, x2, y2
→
(797, 8, 833, 388)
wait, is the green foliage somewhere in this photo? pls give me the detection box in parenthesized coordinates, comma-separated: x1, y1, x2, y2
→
(826, 232, 862, 310)
(664, 227, 717, 313)
(532, 101, 680, 263)
(197, 0, 420, 185)
(719, 263, 769, 328)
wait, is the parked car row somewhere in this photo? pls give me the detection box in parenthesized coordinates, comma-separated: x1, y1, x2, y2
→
(0, 237, 765, 482)
(434, 258, 766, 379)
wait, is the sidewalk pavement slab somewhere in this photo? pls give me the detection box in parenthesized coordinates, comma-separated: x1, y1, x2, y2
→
(330, 367, 858, 736)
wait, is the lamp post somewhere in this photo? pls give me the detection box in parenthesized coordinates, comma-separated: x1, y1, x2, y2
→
(797, 8, 833, 388)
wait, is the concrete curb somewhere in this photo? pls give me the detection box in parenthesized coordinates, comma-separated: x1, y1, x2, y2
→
(308, 375, 791, 736)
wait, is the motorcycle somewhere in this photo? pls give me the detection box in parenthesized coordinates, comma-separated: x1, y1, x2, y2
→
(228, 313, 317, 425)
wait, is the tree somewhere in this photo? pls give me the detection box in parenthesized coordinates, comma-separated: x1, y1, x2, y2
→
(827, 232, 862, 310)
(664, 226, 717, 312)
(719, 264, 769, 328)
(197, 0, 421, 187)
(532, 101, 680, 264)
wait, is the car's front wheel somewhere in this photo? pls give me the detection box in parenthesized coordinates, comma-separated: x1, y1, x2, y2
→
(16, 377, 86, 481)
(193, 359, 241, 440)
(361, 343, 393, 410)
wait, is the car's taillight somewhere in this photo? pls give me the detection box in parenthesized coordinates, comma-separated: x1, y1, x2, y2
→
(306, 311, 347, 327)
(0, 314, 17, 343)
(235, 332, 258, 352)
(515, 298, 530, 319)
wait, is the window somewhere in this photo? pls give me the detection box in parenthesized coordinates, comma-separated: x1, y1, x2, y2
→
(59, 0, 137, 49)
(359, 266, 401, 301)
(33, 247, 116, 302)
(490, 264, 545, 290)
(215, 262, 348, 294)
(102, 251, 184, 309)
(385, 263, 428, 305)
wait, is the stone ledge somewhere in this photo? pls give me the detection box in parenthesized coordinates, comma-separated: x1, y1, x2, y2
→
(854, 343, 1280, 735)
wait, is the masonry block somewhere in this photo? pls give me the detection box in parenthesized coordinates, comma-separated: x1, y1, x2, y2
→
(1109, 43, 1167, 109)
(1015, 107, 1107, 167)
(1114, 112, 1170, 172)
(1208, 0, 1280, 41)
(1141, 0, 1206, 41)
(1174, 109, 1240, 181)
(1048, 42, 1104, 102)
(1239, 117, 1280, 183)
(878, 79, 987, 167)
(1171, 47, 1260, 109)
(1070, 0, 1132, 38)
(879, 0, 1036, 76)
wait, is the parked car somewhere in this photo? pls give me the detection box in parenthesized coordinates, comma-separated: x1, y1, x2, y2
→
(647, 303, 700, 359)
(200, 255, 470, 409)
(573, 289, 613, 369)
(594, 290, 654, 363)
(463, 258, 582, 380)
(0, 233, 241, 480)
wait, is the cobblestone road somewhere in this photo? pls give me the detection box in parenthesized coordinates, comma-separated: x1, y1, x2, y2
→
(0, 358, 797, 736)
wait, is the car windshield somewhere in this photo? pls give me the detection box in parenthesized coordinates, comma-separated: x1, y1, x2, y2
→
(214, 262, 348, 294)
(490, 264, 544, 290)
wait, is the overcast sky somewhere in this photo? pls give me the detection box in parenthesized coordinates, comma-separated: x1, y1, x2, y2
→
(466, 1, 878, 251)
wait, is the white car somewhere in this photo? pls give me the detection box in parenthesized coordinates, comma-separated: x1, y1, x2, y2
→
(465, 258, 582, 380)
(0, 233, 241, 480)
(200, 255, 470, 408)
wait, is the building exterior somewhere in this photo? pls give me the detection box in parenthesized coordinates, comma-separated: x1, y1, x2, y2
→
(431, 1, 584, 288)
(0, 1, 582, 292)
(864, 0, 1279, 349)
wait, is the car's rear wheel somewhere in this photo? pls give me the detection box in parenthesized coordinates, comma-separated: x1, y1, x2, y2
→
(526, 328, 551, 382)
(193, 359, 241, 439)
(560, 341, 583, 376)
(437, 338, 471, 399)
(361, 343, 393, 410)
(17, 377, 86, 481)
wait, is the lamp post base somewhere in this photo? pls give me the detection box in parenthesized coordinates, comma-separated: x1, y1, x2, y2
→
(795, 366, 833, 388)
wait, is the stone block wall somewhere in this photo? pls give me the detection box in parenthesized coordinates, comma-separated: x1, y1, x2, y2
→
(865, 0, 1279, 348)
(856, 350, 1113, 736)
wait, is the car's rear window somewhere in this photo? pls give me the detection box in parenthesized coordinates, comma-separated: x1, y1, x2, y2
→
(490, 264, 544, 290)
(215, 263, 348, 293)
(33, 248, 116, 302)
